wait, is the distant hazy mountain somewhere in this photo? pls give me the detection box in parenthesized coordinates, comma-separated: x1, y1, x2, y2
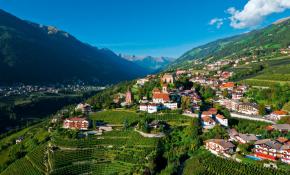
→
(0, 9, 149, 85)
(122, 55, 175, 72)
(169, 17, 290, 69)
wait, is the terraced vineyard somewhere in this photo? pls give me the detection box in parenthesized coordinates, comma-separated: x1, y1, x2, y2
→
(1, 157, 43, 175)
(183, 149, 289, 175)
(0, 110, 192, 175)
(49, 130, 159, 175)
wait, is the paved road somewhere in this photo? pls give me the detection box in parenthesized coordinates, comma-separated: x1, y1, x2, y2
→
(230, 112, 276, 124)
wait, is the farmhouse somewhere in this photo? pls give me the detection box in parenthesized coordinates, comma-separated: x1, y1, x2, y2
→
(205, 139, 235, 156)
(63, 117, 89, 130)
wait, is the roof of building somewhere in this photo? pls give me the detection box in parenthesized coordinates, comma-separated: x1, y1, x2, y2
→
(254, 139, 282, 150)
(276, 137, 288, 144)
(205, 139, 235, 149)
(221, 82, 235, 88)
(272, 110, 288, 115)
(202, 116, 215, 123)
(281, 144, 290, 150)
(255, 139, 272, 145)
(152, 88, 161, 94)
(239, 102, 258, 109)
(228, 128, 239, 136)
(272, 124, 290, 131)
(202, 111, 213, 116)
(153, 93, 170, 101)
(66, 117, 88, 122)
(162, 73, 174, 78)
(238, 133, 258, 142)
(216, 114, 225, 119)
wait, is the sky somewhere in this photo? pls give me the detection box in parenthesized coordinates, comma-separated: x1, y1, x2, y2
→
(0, 0, 290, 58)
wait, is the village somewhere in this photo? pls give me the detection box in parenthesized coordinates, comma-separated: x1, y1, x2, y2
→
(0, 84, 104, 97)
(51, 56, 290, 168)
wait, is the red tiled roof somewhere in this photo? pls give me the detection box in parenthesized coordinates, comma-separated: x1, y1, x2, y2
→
(202, 111, 213, 116)
(266, 125, 274, 131)
(202, 116, 215, 122)
(221, 82, 235, 88)
(153, 93, 170, 101)
(276, 137, 288, 143)
(272, 110, 288, 115)
(152, 88, 161, 94)
(216, 114, 225, 119)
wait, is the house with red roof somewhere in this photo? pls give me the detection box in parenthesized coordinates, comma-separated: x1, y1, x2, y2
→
(152, 93, 170, 104)
(215, 114, 228, 127)
(201, 116, 216, 129)
(220, 82, 235, 90)
(269, 110, 288, 120)
(63, 117, 89, 130)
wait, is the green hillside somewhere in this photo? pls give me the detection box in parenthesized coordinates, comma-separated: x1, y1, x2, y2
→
(169, 17, 290, 69)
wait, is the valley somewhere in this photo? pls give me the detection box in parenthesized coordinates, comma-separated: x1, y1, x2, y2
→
(0, 3, 290, 175)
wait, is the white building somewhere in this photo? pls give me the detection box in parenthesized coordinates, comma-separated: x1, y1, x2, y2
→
(163, 102, 178, 110)
(148, 104, 159, 113)
(136, 78, 149, 86)
(139, 104, 148, 112)
(201, 116, 216, 129)
(215, 114, 228, 127)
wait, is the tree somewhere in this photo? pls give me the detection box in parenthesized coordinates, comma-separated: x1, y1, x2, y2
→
(258, 103, 266, 115)
(237, 144, 251, 155)
(123, 119, 129, 130)
(181, 96, 191, 110)
(222, 90, 227, 97)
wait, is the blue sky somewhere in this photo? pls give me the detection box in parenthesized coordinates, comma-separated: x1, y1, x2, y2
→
(0, 0, 290, 57)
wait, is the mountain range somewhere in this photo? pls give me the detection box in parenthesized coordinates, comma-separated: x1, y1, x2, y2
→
(169, 17, 290, 69)
(122, 55, 175, 73)
(0, 9, 149, 85)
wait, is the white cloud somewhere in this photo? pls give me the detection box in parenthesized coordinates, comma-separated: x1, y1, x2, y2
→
(209, 18, 224, 29)
(227, 0, 290, 29)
